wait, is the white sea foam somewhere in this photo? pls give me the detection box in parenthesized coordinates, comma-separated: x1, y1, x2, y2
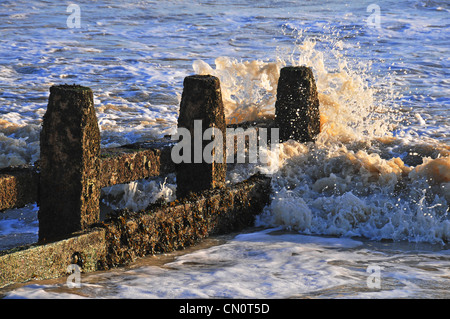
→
(101, 175, 176, 212)
(0, 204, 38, 251)
(253, 139, 450, 243)
(3, 228, 449, 299)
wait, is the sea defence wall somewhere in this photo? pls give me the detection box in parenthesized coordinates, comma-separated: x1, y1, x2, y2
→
(0, 66, 320, 288)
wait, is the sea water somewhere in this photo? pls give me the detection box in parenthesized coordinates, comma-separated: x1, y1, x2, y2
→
(0, 0, 449, 298)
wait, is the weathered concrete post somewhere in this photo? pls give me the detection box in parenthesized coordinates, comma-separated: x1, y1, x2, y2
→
(39, 85, 101, 242)
(175, 75, 226, 198)
(275, 66, 320, 143)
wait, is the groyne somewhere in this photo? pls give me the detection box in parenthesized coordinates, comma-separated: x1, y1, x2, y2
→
(0, 66, 320, 288)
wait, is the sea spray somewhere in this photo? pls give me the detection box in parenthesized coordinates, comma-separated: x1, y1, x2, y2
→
(193, 57, 281, 124)
(101, 175, 177, 212)
(194, 30, 449, 243)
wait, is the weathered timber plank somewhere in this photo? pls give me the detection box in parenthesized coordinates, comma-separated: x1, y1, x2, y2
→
(0, 173, 271, 288)
(101, 173, 271, 268)
(99, 140, 174, 188)
(0, 166, 39, 212)
(0, 228, 106, 288)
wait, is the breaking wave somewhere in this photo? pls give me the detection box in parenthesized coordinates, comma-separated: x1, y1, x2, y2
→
(194, 30, 449, 243)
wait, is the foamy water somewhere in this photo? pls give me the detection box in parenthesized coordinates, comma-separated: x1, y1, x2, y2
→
(0, 0, 449, 298)
(2, 228, 450, 299)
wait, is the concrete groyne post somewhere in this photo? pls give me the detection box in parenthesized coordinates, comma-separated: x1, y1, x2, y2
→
(38, 85, 101, 242)
(275, 66, 320, 143)
(175, 75, 227, 198)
